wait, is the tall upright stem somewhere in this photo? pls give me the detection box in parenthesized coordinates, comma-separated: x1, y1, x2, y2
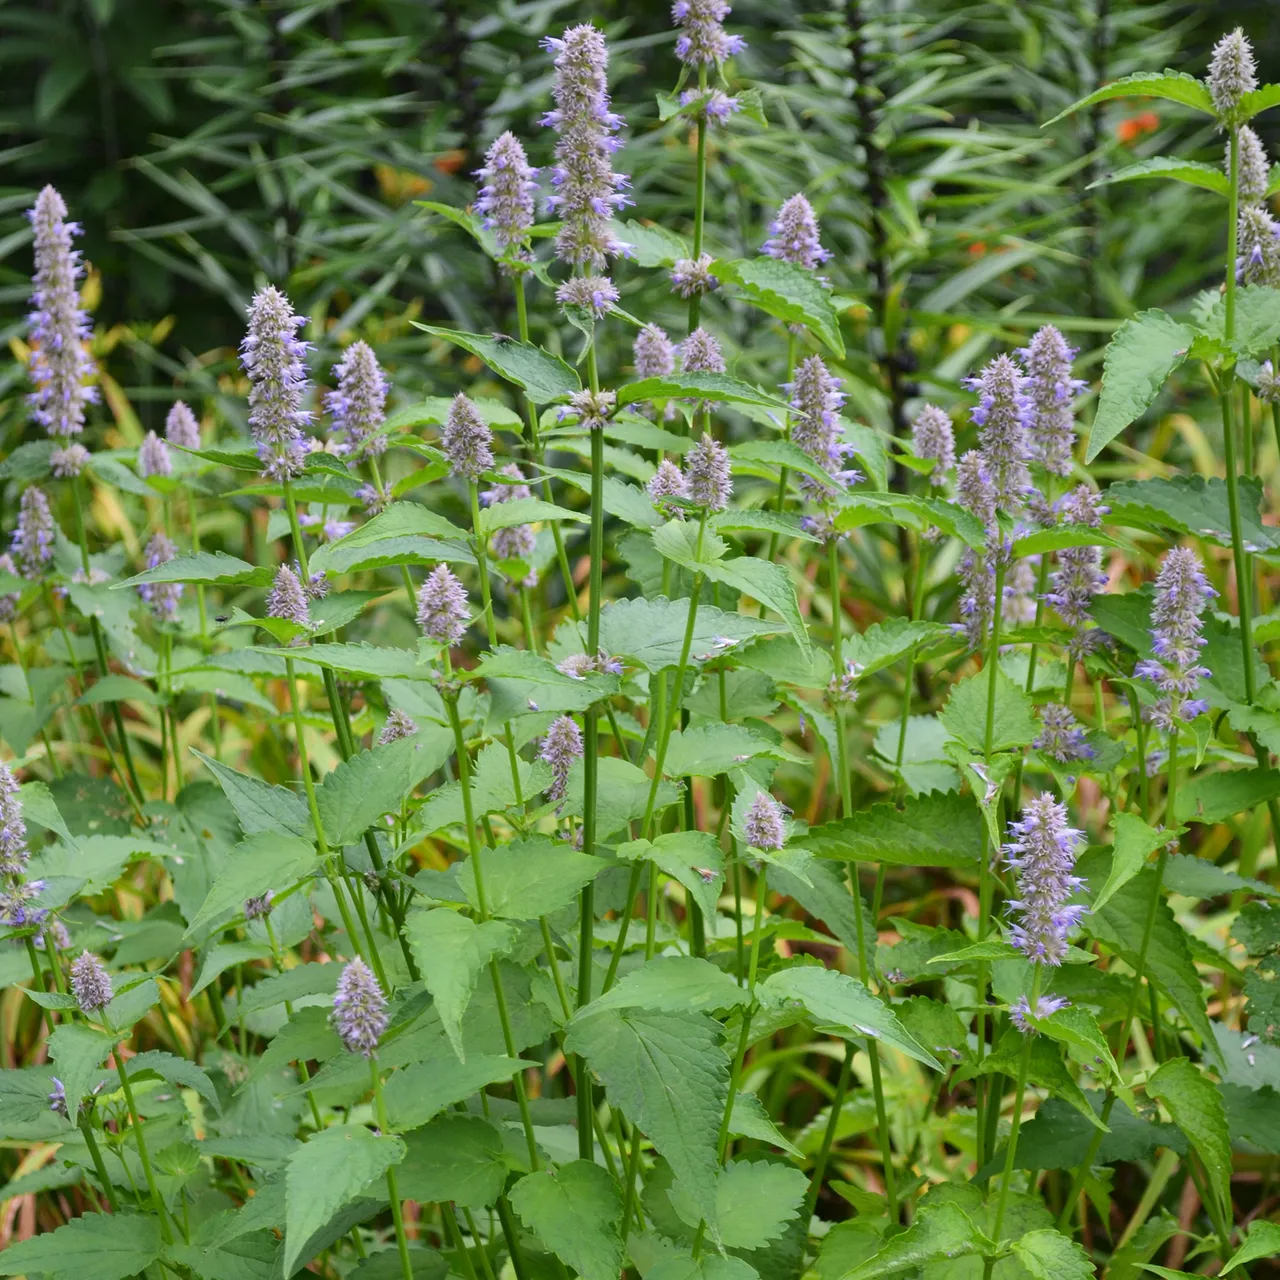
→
(370, 1059, 417, 1280)
(990, 966, 1041, 1247)
(114, 1054, 173, 1243)
(687, 65, 710, 334)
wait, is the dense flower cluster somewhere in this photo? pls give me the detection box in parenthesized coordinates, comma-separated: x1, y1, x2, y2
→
(1236, 205, 1280, 288)
(910, 404, 955, 485)
(685, 432, 732, 511)
(671, 253, 719, 298)
(138, 431, 172, 479)
(1135, 546, 1216, 732)
(417, 565, 470, 647)
(1235, 126, 1271, 206)
(441, 393, 495, 480)
(27, 186, 97, 440)
(71, 950, 113, 1013)
(267, 564, 312, 631)
(52, 444, 90, 479)
(241, 286, 311, 481)
(1035, 704, 1094, 763)
(556, 275, 619, 317)
(672, 0, 745, 65)
(762, 193, 829, 268)
(138, 532, 183, 621)
(327, 342, 388, 459)
(1046, 486, 1109, 656)
(1004, 792, 1087, 966)
(474, 132, 538, 255)
(166, 401, 201, 450)
(378, 708, 419, 745)
(743, 792, 786, 850)
(540, 715, 584, 802)
(786, 355, 859, 497)
(11, 487, 55, 580)
(1018, 325, 1084, 477)
(332, 957, 387, 1057)
(1207, 28, 1256, 123)
(966, 354, 1032, 509)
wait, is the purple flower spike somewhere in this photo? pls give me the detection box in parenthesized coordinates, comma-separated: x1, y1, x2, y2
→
(685, 432, 732, 511)
(379, 708, 418, 745)
(1035, 704, 1094, 764)
(12, 487, 56, 581)
(417, 565, 469, 648)
(965, 354, 1033, 510)
(138, 532, 183, 621)
(911, 404, 955, 485)
(762, 194, 830, 269)
(957, 547, 997, 652)
(243, 892, 273, 921)
(138, 431, 172, 479)
(475, 131, 538, 255)
(648, 459, 690, 515)
(1234, 126, 1270, 206)
(1236, 206, 1280, 288)
(556, 275, 619, 317)
(441, 393, 495, 480)
(743, 792, 786, 851)
(166, 401, 201, 450)
(786, 355, 858, 497)
(542, 24, 630, 271)
(332, 956, 388, 1057)
(1010, 993, 1071, 1035)
(671, 253, 719, 299)
(1135, 546, 1216, 733)
(0, 553, 17, 625)
(673, 0, 746, 65)
(51, 445, 90, 479)
(540, 715, 584, 803)
(1207, 28, 1256, 123)
(1004, 792, 1087, 967)
(267, 564, 311, 631)
(955, 450, 997, 533)
(0, 761, 28, 877)
(70, 950, 113, 1013)
(680, 88, 741, 125)
(327, 341, 389, 460)
(682, 327, 726, 376)
(634, 324, 676, 379)
(241, 286, 311, 482)
(1018, 326, 1085, 478)
(27, 186, 97, 440)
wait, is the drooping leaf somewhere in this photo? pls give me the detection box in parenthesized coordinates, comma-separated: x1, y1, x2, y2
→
(940, 668, 1038, 754)
(455, 837, 602, 920)
(128, 1050, 220, 1112)
(799, 791, 983, 868)
(1146, 1059, 1233, 1226)
(585, 956, 751, 1016)
(710, 256, 844, 356)
(414, 325, 580, 402)
(617, 371, 788, 410)
(1175, 768, 1280, 826)
(1044, 70, 1215, 127)
(396, 1115, 506, 1208)
(1093, 813, 1178, 912)
(478, 497, 588, 538)
(662, 723, 792, 777)
(186, 833, 319, 936)
(615, 831, 726, 926)
(1222, 1220, 1280, 1274)
(1089, 156, 1229, 196)
(509, 1161, 624, 1280)
(194, 751, 311, 838)
(115, 551, 272, 590)
(1106, 475, 1280, 553)
(0, 1211, 162, 1280)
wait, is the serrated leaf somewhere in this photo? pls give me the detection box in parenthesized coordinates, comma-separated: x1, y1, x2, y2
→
(382, 1054, 534, 1132)
(403, 908, 515, 1060)
(663, 722, 790, 777)
(611, 218, 689, 266)
(597, 595, 783, 671)
(977, 1029, 1102, 1127)
(564, 1009, 729, 1230)
(455, 836, 601, 920)
(510, 1161, 623, 1280)
(128, 1050, 220, 1112)
(1094, 813, 1178, 912)
(318, 735, 448, 848)
(1106, 474, 1280, 552)
(1222, 1220, 1280, 1274)
(1089, 156, 1229, 196)
(841, 1201, 987, 1279)
(0, 1211, 161, 1280)
(115, 551, 272, 590)
(1085, 310, 1195, 462)
(1146, 1058, 1233, 1225)
(1044, 70, 1215, 126)
(711, 256, 844, 355)
(186, 833, 319, 937)
(843, 618, 957, 678)
(617, 372, 788, 410)
(761, 966, 940, 1068)
(282, 643, 439, 681)
(478, 497, 587, 538)
(48, 1023, 114, 1116)
(194, 750, 311, 838)
(729, 1091, 804, 1158)
(585, 956, 751, 1016)
(414, 326, 579, 402)
(670, 1159, 807, 1251)
(18, 781, 74, 844)
(1197, 285, 1280, 356)
(1011, 524, 1125, 560)
(1011, 1229, 1093, 1279)
(799, 791, 982, 868)
(1175, 768, 1280, 825)
(615, 831, 725, 925)
(941, 668, 1038, 754)
(284, 1126, 404, 1277)
(397, 1115, 506, 1208)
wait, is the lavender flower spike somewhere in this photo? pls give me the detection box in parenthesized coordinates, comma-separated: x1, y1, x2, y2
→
(417, 565, 470, 648)
(1010, 993, 1070, 1034)
(138, 532, 183, 621)
(327, 341, 388, 460)
(542, 24, 630, 271)
(267, 563, 311, 630)
(1046, 486, 1108, 656)
(671, 253, 719, 299)
(0, 761, 28, 876)
(166, 401, 201, 450)
(483, 464, 538, 581)
(70, 950, 113, 1013)
(955, 450, 997, 532)
(441, 393, 495, 480)
(966, 353, 1033, 509)
(673, 0, 746, 65)
(51, 445, 90, 479)
(332, 957, 388, 1057)
(556, 275, 619, 317)
(910, 404, 955, 485)
(1004, 792, 1087, 966)
(1207, 28, 1257, 124)
(379, 708, 419, 745)
(634, 324, 676, 378)
(569, 389, 617, 431)
(743, 792, 786, 851)
(1236, 206, 1280, 288)
(475, 131, 538, 256)
(1035, 704, 1094, 764)
(540, 715, 584, 803)
(685, 433, 732, 511)
(240, 286, 311, 481)
(762, 194, 830, 269)
(1018, 326, 1085, 478)
(786, 355, 858, 496)
(138, 431, 172, 479)
(0, 554, 17, 626)
(27, 186, 97, 440)
(681, 327, 725, 375)
(12, 487, 56, 580)
(648, 459, 690, 514)
(1135, 546, 1217, 733)
(1234, 126, 1270, 206)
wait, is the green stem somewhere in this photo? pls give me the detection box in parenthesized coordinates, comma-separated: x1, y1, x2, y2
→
(114, 1053, 173, 1242)
(991, 966, 1041, 1244)
(79, 1116, 119, 1211)
(371, 1059, 415, 1280)
(687, 63, 709, 335)
(765, 333, 798, 563)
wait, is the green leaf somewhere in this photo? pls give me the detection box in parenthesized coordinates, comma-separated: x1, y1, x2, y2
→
(728, 1092, 804, 1159)
(617, 372, 788, 410)
(186, 833, 319, 936)
(284, 1126, 405, 1277)
(611, 218, 690, 267)
(1175, 768, 1280, 825)
(318, 735, 447, 848)
(1011, 524, 1125, 560)
(662, 723, 791, 777)
(584, 956, 751, 1016)
(941, 668, 1038, 754)
(478, 497, 587, 538)
(564, 1009, 729, 1230)
(115, 551, 272, 590)
(455, 837, 601, 920)
(841, 1201, 988, 1279)
(128, 1050, 220, 1112)
(1044, 70, 1215, 126)
(1093, 813, 1178, 912)
(1028, 1006, 1122, 1088)
(671, 1160, 808, 1251)
(397, 1115, 506, 1208)
(1198, 285, 1280, 356)
(597, 596, 783, 672)
(383, 1054, 534, 1133)
(402, 908, 515, 1060)
(1011, 1229, 1094, 1279)
(18, 781, 74, 844)
(760, 965, 940, 1068)
(1085, 310, 1195, 462)
(48, 1023, 114, 1115)
(615, 831, 725, 925)
(799, 791, 983, 868)
(194, 751, 311, 838)
(1089, 156, 1229, 196)
(843, 618, 957, 679)
(1106, 475, 1280, 553)
(282, 643, 440, 682)
(710, 256, 844, 356)
(509, 1161, 623, 1280)
(75, 674, 164, 708)
(0, 1211, 162, 1280)
(1222, 1220, 1280, 1273)
(1004, 1095, 1184, 1173)
(977, 1030, 1102, 1128)
(1146, 1059, 1233, 1225)
(1164, 852, 1277, 899)
(700, 555, 809, 656)
(474, 646, 620, 721)
(413, 326, 580, 402)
